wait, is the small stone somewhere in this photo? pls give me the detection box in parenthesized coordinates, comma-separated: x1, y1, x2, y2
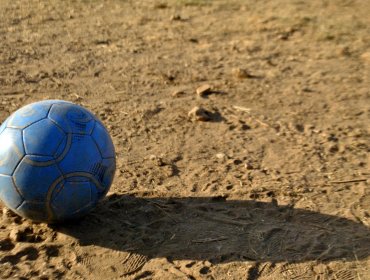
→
(171, 90, 185, 97)
(0, 238, 15, 250)
(188, 106, 212, 122)
(196, 84, 212, 97)
(170, 14, 182, 21)
(154, 3, 168, 9)
(245, 162, 254, 170)
(328, 144, 339, 153)
(2, 207, 15, 219)
(360, 52, 370, 63)
(156, 158, 166, 166)
(149, 155, 165, 166)
(2, 207, 20, 223)
(240, 124, 251, 130)
(163, 165, 175, 177)
(233, 159, 243, 165)
(232, 68, 254, 79)
(295, 124, 305, 133)
(199, 266, 210, 274)
(9, 228, 23, 242)
(216, 153, 226, 160)
(338, 46, 351, 56)
(225, 185, 233, 190)
(302, 87, 314, 93)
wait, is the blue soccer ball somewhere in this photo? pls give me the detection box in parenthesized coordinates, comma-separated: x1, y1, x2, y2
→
(0, 100, 116, 223)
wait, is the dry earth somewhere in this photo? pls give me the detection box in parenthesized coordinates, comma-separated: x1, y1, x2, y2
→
(0, 0, 369, 279)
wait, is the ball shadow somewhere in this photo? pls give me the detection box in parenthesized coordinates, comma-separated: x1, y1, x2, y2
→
(55, 194, 370, 264)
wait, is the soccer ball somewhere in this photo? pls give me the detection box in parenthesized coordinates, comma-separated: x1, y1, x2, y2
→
(0, 100, 116, 223)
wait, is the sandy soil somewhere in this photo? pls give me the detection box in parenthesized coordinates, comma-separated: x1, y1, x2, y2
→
(0, 0, 369, 279)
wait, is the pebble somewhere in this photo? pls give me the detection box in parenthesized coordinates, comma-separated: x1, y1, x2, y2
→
(149, 155, 165, 166)
(171, 90, 185, 97)
(338, 46, 351, 56)
(2, 207, 21, 224)
(328, 144, 339, 153)
(9, 228, 22, 242)
(215, 153, 226, 159)
(2, 207, 14, 219)
(188, 106, 212, 121)
(232, 68, 253, 79)
(360, 51, 370, 63)
(71, 93, 83, 101)
(244, 162, 254, 170)
(154, 3, 168, 9)
(170, 15, 182, 21)
(196, 84, 212, 97)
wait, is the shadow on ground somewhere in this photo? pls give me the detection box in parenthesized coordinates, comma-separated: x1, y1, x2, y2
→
(55, 195, 370, 264)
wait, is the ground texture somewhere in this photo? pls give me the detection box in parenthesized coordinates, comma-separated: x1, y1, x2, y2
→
(0, 0, 369, 279)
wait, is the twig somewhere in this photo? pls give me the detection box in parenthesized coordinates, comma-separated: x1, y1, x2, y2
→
(254, 118, 270, 127)
(192, 236, 228, 243)
(126, 136, 133, 152)
(314, 243, 333, 261)
(142, 198, 178, 223)
(330, 179, 367, 184)
(353, 252, 363, 280)
(232, 105, 251, 113)
(231, 105, 270, 127)
(307, 223, 333, 231)
(104, 195, 127, 207)
(285, 170, 301, 174)
(193, 209, 251, 226)
(1, 90, 24, 96)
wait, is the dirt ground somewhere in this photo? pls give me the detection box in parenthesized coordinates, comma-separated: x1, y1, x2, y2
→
(0, 0, 369, 279)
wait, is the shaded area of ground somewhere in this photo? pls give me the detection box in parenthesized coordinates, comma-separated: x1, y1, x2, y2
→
(59, 195, 370, 264)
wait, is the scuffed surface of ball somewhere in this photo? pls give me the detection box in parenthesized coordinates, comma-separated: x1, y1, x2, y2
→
(0, 100, 116, 223)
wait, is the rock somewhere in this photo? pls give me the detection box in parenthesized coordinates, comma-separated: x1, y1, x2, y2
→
(149, 155, 165, 166)
(328, 144, 339, 153)
(163, 165, 176, 177)
(154, 3, 168, 9)
(216, 153, 226, 160)
(72, 93, 83, 102)
(196, 84, 212, 97)
(188, 106, 212, 121)
(171, 90, 185, 97)
(295, 123, 305, 133)
(170, 15, 182, 21)
(233, 159, 243, 165)
(2, 207, 21, 224)
(0, 238, 15, 251)
(9, 225, 44, 243)
(2, 207, 16, 219)
(240, 124, 251, 130)
(360, 51, 370, 63)
(245, 162, 254, 170)
(232, 68, 256, 79)
(338, 46, 351, 56)
(9, 228, 23, 242)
